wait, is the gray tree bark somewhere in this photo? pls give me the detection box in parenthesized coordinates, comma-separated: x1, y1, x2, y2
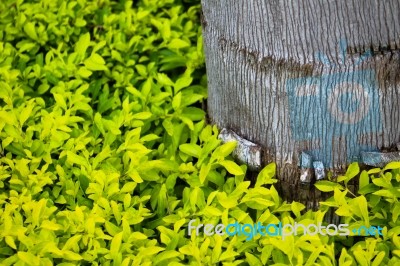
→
(201, 0, 400, 208)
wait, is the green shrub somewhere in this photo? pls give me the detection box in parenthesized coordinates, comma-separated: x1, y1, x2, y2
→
(0, 0, 399, 265)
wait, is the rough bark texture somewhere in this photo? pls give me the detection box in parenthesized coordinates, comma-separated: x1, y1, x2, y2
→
(201, 0, 400, 208)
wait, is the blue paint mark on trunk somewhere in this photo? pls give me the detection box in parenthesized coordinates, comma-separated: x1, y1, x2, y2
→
(287, 70, 382, 167)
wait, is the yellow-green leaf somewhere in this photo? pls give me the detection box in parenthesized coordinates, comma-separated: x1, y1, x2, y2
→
(19, 104, 34, 125)
(77, 67, 92, 78)
(127, 169, 143, 183)
(84, 53, 107, 71)
(24, 22, 38, 40)
(110, 232, 123, 256)
(132, 112, 152, 120)
(315, 181, 341, 192)
(203, 206, 222, 216)
(5, 236, 17, 249)
(75, 32, 91, 58)
(53, 93, 67, 110)
(384, 161, 400, 170)
(63, 250, 83, 261)
(179, 143, 202, 158)
(219, 160, 244, 175)
(168, 38, 190, 49)
(18, 252, 40, 265)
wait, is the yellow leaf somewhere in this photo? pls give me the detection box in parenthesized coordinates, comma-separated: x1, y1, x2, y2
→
(219, 160, 244, 175)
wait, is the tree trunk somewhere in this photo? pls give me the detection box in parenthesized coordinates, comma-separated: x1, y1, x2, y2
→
(201, 0, 400, 208)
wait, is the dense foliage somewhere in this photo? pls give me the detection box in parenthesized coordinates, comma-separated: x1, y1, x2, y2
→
(0, 0, 399, 265)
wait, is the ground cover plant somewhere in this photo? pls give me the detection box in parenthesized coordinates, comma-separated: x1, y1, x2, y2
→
(0, 0, 400, 265)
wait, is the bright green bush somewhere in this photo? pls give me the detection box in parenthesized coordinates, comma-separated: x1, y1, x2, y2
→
(0, 0, 399, 265)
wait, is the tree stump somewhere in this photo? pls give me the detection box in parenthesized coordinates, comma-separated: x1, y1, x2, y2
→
(201, 0, 400, 208)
